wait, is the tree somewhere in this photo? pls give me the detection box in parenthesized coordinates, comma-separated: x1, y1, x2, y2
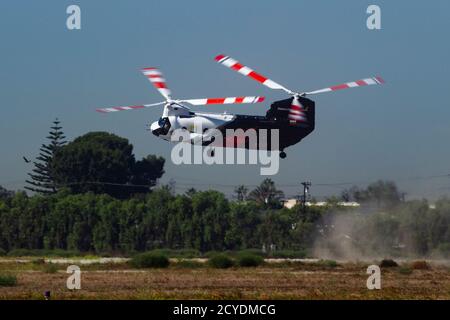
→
(25, 119, 66, 194)
(52, 132, 165, 198)
(249, 179, 284, 208)
(130, 155, 165, 193)
(233, 185, 248, 202)
(345, 181, 402, 209)
(0, 186, 14, 200)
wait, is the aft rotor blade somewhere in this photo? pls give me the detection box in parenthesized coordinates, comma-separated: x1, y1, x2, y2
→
(215, 54, 293, 94)
(287, 96, 307, 123)
(96, 102, 165, 113)
(181, 96, 265, 106)
(141, 67, 172, 100)
(305, 77, 385, 95)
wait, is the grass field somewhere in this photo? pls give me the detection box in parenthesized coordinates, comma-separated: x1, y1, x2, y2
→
(0, 259, 449, 299)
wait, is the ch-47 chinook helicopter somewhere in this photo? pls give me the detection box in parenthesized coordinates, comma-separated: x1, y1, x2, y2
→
(97, 54, 384, 158)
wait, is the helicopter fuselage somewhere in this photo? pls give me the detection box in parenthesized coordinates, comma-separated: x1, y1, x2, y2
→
(150, 96, 315, 152)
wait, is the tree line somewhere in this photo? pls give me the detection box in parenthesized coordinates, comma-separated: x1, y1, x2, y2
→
(0, 183, 449, 257)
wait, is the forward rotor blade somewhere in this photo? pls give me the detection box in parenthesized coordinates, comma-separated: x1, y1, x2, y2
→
(141, 67, 172, 100)
(305, 77, 385, 95)
(181, 96, 265, 106)
(215, 54, 293, 94)
(96, 102, 165, 113)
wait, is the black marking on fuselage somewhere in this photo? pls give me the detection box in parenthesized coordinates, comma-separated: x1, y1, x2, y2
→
(217, 97, 315, 151)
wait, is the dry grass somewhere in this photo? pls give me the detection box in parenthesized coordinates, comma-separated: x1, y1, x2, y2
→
(0, 261, 449, 300)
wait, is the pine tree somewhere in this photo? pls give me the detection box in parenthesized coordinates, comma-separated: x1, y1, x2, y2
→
(25, 119, 67, 194)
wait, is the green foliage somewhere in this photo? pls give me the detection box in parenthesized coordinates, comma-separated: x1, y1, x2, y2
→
(7, 249, 36, 257)
(344, 180, 402, 209)
(237, 249, 266, 257)
(0, 248, 6, 256)
(0, 274, 17, 287)
(43, 263, 59, 274)
(0, 179, 449, 258)
(208, 254, 234, 269)
(269, 250, 307, 259)
(6, 249, 81, 257)
(248, 178, 284, 209)
(130, 252, 170, 268)
(32, 258, 46, 265)
(398, 266, 413, 275)
(52, 132, 164, 198)
(25, 119, 66, 195)
(237, 253, 264, 267)
(0, 186, 14, 200)
(317, 259, 338, 268)
(174, 260, 204, 269)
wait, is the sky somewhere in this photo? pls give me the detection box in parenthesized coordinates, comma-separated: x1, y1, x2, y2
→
(0, 0, 449, 200)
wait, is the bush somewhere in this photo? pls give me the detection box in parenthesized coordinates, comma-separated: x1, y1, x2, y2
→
(318, 259, 338, 268)
(7, 249, 35, 257)
(130, 252, 170, 268)
(0, 274, 17, 287)
(32, 258, 46, 265)
(151, 249, 201, 259)
(204, 251, 221, 258)
(45, 249, 81, 258)
(379, 259, 398, 268)
(411, 260, 430, 270)
(0, 248, 6, 256)
(43, 263, 59, 274)
(174, 259, 204, 269)
(208, 254, 234, 269)
(237, 253, 264, 267)
(238, 249, 267, 257)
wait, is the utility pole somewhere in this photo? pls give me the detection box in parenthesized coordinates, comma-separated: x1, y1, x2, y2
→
(300, 181, 311, 214)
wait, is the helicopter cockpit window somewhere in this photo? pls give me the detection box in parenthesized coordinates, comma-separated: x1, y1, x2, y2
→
(157, 117, 171, 135)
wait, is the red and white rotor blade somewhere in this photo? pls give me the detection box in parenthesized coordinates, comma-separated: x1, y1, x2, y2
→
(288, 96, 307, 123)
(305, 77, 385, 95)
(141, 67, 172, 100)
(96, 102, 165, 113)
(181, 96, 265, 106)
(215, 54, 293, 94)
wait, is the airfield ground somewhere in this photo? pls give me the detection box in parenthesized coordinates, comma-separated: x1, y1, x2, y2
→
(0, 258, 449, 299)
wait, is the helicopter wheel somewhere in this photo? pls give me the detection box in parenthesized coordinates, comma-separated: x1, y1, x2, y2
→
(280, 151, 287, 159)
(207, 149, 215, 157)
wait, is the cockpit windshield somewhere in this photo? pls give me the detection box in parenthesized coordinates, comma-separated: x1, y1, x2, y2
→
(156, 117, 171, 135)
(158, 117, 167, 127)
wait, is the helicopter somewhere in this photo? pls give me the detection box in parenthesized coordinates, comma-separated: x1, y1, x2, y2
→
(97, 54, 384, 158)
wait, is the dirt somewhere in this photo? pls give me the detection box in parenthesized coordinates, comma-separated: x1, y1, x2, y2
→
(0, 261, 449, 299)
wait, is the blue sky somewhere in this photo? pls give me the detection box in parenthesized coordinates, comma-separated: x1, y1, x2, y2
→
(1, 0, 449, 199)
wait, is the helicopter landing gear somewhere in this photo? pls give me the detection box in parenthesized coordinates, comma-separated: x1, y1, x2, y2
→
(280, 151, 287, 159)
(206, 148, 215, 157)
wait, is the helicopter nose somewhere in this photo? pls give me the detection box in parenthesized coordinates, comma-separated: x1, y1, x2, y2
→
(150, 121, 160, 136)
